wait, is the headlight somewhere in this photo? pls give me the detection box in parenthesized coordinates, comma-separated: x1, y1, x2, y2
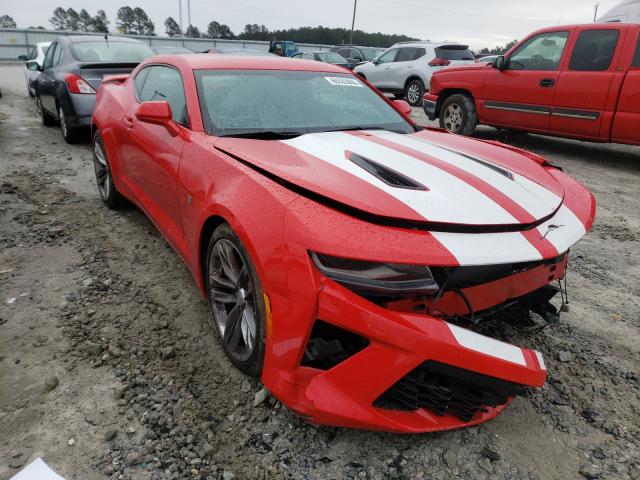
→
(310, 252, 438, 295)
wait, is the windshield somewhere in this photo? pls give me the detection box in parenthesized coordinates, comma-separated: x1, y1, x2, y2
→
(195, 70, 414, 137)
(70, 41, 154, 63)
(316, 52, 347, 63)
(360, 47, 383, 61)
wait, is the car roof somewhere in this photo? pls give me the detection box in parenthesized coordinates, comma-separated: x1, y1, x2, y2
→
(60, 35, 146, 44)
(391, 41, 468, 48)
(147, 54, 350, 73)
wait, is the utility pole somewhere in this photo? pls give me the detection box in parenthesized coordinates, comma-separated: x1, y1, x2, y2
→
(187, 0, 192, 31)
(593, 2, 599, 22)
(349, 0, 358, 45)
(178, 0, 183, 34)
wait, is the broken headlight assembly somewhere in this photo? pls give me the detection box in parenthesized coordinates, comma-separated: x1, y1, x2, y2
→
(310, 252, 439, 296)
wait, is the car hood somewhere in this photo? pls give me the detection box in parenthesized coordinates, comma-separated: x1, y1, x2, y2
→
(434, 63, 488, 75)
(214, 129, 565, 231)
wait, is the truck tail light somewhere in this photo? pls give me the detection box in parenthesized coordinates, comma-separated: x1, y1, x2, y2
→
(64, 73, 96, 94)
(428, 57, 451, 67)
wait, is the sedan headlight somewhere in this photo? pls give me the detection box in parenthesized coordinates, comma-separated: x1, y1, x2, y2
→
(310, 252, 438, 295)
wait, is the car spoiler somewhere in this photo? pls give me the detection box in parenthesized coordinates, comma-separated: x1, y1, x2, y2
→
(101, 74, 130, 85)
(79, 62, 140, 69)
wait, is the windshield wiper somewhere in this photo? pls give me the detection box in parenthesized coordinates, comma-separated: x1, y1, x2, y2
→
(219, 130, 305, 140)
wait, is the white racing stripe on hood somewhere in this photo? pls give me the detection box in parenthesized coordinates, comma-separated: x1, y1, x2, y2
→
(431, 230, 542, 265)
(536, 205, 586, 255)
(283, 132, 518, 225)
(371, 131, 560, 218)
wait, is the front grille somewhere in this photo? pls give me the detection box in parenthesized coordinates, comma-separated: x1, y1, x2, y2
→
(374, 361, 526, 422)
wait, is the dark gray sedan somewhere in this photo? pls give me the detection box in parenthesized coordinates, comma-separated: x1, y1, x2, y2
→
(291, 51, 350, 68)
(32, 35, 153, 143)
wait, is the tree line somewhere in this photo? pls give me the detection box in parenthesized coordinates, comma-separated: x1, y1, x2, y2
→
(2, 6, 418, 47)
(479, 40, 518, 55)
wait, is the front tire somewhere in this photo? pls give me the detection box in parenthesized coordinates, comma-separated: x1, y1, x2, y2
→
(404, 79, 424, 106)
(206, 224, 266, 377)
(439, 94, 477, 136)
(93, 131, 125, 209)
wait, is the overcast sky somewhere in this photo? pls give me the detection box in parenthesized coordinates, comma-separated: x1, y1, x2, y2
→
(3, 0, 624, 49)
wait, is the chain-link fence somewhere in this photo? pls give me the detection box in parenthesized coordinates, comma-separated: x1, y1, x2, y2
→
(0, 28, 333, 60)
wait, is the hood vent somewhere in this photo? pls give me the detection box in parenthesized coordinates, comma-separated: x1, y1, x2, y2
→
(348, 151, 427, 191)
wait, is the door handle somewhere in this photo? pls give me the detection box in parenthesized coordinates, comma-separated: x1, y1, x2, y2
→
(123, 116, 133, 128)
(540, 79, 555, 88)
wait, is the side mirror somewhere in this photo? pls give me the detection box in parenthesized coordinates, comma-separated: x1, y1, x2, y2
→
(18, 54, 28, 61)
(135, 101, 180, 137)
(393, 99, 412, 115)
(493, 55, 507, 70)
(26, 61, 40, 71)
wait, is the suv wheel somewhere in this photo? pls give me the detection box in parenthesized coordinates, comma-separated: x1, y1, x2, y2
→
(439, 94, 477, 136)
(404, 79, 424, 106)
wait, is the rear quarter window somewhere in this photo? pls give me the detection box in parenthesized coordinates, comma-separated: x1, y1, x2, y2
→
(633, 36, 640, 67)
(569, 29, 620, 71)
(435, 46, 475, 60)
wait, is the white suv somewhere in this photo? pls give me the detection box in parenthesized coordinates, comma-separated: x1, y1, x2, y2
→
(354, 42, 476, 106)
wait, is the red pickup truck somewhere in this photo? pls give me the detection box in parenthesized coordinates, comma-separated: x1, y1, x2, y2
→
(423, 23, 640, 146)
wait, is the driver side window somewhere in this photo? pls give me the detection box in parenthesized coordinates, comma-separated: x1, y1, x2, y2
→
(377, 48, 398, 64)
(508, 31, 569, 71)
(43, 43, 56, 69)
(138, 65, 189, 127)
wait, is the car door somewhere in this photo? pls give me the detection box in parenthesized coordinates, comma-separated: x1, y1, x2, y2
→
(551, 27, 622, 138)
(127, 65, 189, 245)
(386, 47, 424, 90)
(38, 42, 58, 113)
(366, 48, 399, 88)
(481, 30, 570, 131)
(611, 31, 640, 144)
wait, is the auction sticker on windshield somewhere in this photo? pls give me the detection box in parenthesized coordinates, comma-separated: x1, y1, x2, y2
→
(324, 77, 363, 87)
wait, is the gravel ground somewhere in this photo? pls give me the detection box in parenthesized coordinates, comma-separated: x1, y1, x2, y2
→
(1, 64, 639, 480)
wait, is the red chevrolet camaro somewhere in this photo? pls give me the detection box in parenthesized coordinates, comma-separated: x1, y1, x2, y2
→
(91, 54, 595, 433)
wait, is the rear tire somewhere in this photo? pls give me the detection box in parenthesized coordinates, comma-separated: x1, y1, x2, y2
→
(206, 224, 266, 377)
(36, 95, 56, 126)
(404, 78, 424, 106)
(59, 105, 82, 144)
(93, 131, 125, 209)
(439, 94, 477, 136)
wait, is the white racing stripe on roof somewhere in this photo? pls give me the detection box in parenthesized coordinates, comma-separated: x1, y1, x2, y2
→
(372, 131, 560, 219)
(448, 323, 527, 366)
(283, 132, 518, 225)
(535, 204, 587, 255)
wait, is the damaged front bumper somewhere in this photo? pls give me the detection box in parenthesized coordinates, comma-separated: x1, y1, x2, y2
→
(262, 257, 562, 433)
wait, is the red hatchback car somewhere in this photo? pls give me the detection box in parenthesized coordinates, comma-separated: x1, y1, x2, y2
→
(91, 55, 595, 433)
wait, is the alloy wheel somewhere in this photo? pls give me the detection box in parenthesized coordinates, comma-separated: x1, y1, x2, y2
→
(407, 83, 421, 104)
(443, 104, 463, 132)
(93, 137, 111, 200)
(208, 239, 257, 363)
